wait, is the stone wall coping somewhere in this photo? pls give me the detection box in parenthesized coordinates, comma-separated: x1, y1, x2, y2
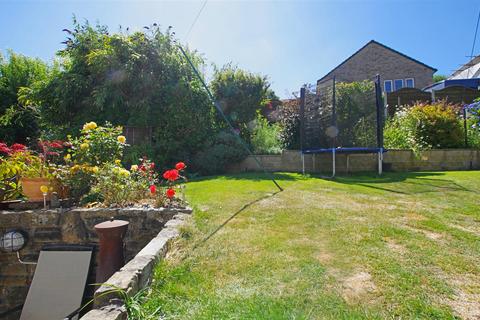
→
(0, 206, 191, 215)
(80, 211, 191, 320)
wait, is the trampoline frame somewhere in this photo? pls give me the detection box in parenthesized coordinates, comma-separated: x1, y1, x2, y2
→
(299, 75, 385, 177)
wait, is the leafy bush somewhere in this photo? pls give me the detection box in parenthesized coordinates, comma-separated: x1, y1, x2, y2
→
(0, 51, 52, 144)
(279, 98, 300, 149)
(35, 20, 217, 171)
(210, 64, 276, 143)
(384, 101, 464, 151)
(251, 112, 282, 154)
(193, 131, 248, 175)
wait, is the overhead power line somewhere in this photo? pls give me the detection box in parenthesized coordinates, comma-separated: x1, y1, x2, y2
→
(184, 0, 208, 42)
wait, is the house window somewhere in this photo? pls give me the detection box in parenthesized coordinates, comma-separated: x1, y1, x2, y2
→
(394, 79, 404, 91)
(384, 80, 393, 93)
(405, 78, 415, 88)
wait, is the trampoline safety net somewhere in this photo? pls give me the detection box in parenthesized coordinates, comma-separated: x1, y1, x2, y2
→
(300, 77, 383, 151)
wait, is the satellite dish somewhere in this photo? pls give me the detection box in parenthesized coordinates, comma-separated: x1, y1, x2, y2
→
(325, 125, 339, 138)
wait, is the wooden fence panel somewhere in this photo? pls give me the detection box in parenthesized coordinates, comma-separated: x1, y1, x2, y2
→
(434, 86, 479, 104)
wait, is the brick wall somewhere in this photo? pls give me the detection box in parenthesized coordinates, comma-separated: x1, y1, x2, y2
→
(317, 41, 435, 92)
(0, 207, 190, 319)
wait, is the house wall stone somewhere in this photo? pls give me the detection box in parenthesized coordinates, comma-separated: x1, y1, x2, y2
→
(317, 41, 435, 91)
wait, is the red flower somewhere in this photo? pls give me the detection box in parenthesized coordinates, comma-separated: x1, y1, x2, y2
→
(49, 140, 64, 149)
(139, 165, 146, 172)
(175, 162, 186, 170)
(163, 169, 179, 181)
(150, 162, 155, 170)
(0, 143, 11, 155)
(166, 188, 175, 199)
(11, 143, 26, 153)
(149, 185, 156, 194)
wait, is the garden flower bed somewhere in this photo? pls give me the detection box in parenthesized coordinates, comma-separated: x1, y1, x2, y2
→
(0, 122, 192, 318)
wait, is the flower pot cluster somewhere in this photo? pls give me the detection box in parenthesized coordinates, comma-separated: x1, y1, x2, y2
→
(0, 122, 187, 208)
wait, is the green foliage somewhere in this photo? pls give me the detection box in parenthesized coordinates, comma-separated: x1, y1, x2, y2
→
(210, 64, 275, 143)
(67, 122, 126, 166)
(90, 163, 147, 206)
(193, 131, 248, 175)
(250, 112, 282, 154)
(37, 19, 217, 169)
(0, 51, 52, 143)
(432, 74, 447, 83)
(279, 98, 300, 150)
(0, 152, 24, 201)
(385, 101, 464, 151)
(335, 80, 377, 146)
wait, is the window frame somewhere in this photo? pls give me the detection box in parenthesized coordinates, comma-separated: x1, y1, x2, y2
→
(394, 79, 404, 91)
(384, 80, 393, 93)
(405, 78, 415, 88)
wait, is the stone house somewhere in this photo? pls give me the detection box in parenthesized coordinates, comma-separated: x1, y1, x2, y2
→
(317, 40, 437, 93)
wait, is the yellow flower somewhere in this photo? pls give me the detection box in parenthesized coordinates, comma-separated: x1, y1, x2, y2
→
(80, 143, 89, 150)
(130, 165, 138, 171)
(83, 122, 97, 131)
(117, 135, 126, 144)
(70, 164, 81, 173)
(91, 166, 99, 173)
(115, 159, 121, 165)
(64, 154, 71, 161)
(40, 185, 49, 194)
(119, 169, 130, 177)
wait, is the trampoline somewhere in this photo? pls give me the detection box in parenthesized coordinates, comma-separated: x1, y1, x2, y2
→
(300, 76, 385, 177)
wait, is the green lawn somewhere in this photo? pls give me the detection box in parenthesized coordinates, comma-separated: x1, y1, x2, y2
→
(143, 171, 480, 319)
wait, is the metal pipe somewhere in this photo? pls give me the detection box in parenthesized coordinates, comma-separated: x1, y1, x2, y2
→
(17, 251, 37, 265)
(94, 219, 129, 283)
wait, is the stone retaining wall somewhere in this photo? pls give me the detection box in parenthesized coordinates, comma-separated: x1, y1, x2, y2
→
(227, 149, 480, 173)
(0, 206, 191, 319)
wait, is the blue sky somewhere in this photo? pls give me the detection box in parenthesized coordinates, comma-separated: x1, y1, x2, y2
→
(0, 0, 478, 98)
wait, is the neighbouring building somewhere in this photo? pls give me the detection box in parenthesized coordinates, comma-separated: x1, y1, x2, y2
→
(316, 40, 437, 93)
(449, 55, 480, 80)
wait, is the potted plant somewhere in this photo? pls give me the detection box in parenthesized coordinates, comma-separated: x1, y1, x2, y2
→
(19, 140, 65, 202)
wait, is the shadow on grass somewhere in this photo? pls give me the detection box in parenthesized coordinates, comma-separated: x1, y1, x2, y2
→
(192, 190, 283, 250)
(330, 171, 471, 194)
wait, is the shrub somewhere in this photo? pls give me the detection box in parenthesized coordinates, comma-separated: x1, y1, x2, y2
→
(279, 98, 300, 150)
(384, 101, 464, 151)
(250, 112, 282, 155)
(193, 131, 248, 175)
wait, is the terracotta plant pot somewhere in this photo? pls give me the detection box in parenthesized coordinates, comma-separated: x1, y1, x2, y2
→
(20, 177, 51, 202)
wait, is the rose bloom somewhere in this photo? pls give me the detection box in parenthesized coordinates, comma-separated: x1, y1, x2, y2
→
(175, 162, 186, 170)
(163, 169, 179, 181)
(130, 165, 138, 171)
(117, 135, 126, 144)
(166, 188, 175, 199)
(83, 122, 97, 131)
(149, 185, 156, 194)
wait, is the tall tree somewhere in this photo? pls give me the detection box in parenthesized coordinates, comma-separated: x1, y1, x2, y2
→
(0, 51, 50, 143)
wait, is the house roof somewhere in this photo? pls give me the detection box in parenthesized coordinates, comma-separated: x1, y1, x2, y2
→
(449, 55, 480, 79)
(317, 40, 437, 84)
